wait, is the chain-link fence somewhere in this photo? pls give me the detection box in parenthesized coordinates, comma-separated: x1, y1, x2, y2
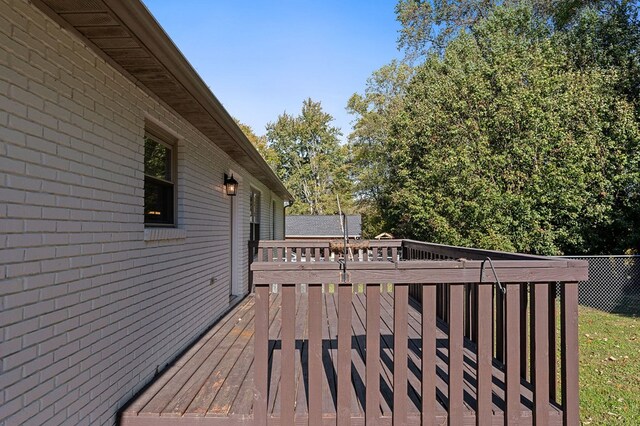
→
(560, 255, 640, 315)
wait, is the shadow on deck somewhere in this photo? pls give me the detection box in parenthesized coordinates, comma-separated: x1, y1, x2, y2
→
(121, 291, 562, 425)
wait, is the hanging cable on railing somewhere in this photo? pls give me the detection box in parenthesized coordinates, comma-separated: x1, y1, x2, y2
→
(480, 257, 505, 294)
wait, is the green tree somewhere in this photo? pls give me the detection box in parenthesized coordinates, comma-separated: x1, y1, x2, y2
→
(234, 118, 278, 169)
(560, 1, 640, 103)
(347, 60, 413, 236)
(266, 98, 353, 215)
(386, 5, 640, 254)
(394, 0, 627, 59)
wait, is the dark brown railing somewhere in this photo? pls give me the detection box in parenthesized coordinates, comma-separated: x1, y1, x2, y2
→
(250, 239, 585, 425)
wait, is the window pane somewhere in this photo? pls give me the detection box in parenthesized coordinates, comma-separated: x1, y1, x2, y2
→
(144, 136, 172, 181)
(144, 177, 174, 224)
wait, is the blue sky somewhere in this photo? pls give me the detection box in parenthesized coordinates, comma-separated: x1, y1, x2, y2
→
(142, 1, 403, 141)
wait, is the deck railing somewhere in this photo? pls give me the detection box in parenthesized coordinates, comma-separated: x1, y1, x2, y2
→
(250, 239, 586, 425)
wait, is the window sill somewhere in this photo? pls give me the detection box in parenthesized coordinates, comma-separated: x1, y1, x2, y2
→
(144, 227, 187, 242)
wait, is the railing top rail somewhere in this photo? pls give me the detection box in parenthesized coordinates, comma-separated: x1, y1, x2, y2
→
(553, 254, 640, 259)
(251, 258, 588, 284)
(255, 239, 403, 248)
(402, 239, 553, 261)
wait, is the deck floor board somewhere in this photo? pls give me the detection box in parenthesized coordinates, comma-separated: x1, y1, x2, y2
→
(122, 291, 563, 425)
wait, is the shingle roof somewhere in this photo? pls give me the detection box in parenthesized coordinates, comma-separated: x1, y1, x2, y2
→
(285, 215, 362, 238)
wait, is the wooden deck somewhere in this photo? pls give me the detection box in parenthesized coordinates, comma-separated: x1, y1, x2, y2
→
(121, 291, 563, 425)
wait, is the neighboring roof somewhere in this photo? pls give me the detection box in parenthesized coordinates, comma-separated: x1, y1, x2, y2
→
(286, 215, 362, 238)
(34, 0, 293, 202)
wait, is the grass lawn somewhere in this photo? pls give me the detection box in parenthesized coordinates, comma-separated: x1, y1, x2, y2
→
(579, 306, 640, 424)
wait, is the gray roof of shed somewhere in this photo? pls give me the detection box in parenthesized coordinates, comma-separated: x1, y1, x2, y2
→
(285, 215, 362, 238)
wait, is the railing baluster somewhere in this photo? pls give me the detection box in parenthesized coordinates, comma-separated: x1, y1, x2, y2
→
(476, 283, 493, 425)
(505, 283, 521, 425)
(393, 284, 408, 426)
(308, 284, 322, 424)
(471, 284, 478, 343)
(337, 282, 352, 425)
(548, 282, 557, 403)
(448, 284, 464, 424)
(281, 284, 296, 424)
(464, 284, 471, 339)
(549, 283, 558, 402)
(532, 283, 549, 426)
(561, 282, 579, 424)
(437, 285, 442, 320)
(254, 285, 269, 426)
(422, 284, 436, 426)
(366, 283, 380, 425)
(496, 286, 505, 362)
(520, 283, 528, 381)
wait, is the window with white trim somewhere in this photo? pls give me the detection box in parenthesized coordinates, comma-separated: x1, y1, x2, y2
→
(144, 133, 175, 226)
(249, 188, 261, 241)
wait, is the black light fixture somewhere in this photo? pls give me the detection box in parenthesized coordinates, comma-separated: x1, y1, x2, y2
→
(224, 173, 238, 196)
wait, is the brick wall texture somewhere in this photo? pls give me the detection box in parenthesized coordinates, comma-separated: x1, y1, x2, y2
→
(0, 0, 285, 424)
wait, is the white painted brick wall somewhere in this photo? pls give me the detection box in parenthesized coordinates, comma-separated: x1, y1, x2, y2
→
(0, 0, 285, 424)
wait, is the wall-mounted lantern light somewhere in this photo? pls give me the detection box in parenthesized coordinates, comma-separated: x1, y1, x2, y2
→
(224, 173, 238, 196)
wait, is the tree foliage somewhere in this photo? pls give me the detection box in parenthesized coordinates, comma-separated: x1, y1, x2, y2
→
(350, 3, 640, 254)
(267, 98, 353, 215)
(347, 60, 413, 236)
(394, 0, 632, 59)
(560, 1, 640, 104)
(234, 118, 278, 169)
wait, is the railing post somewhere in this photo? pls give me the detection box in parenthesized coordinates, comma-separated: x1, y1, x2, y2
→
(308, 284, 322, 424)
(366, 283, 380, 425)
(505, 283, 521, 425)
(253, 284, 269, 426)
(281, 284, 296, 424)
(393, 284, 408, 426)
(532, 283, 550, 425)
(448, 284, 464, 425)
(421, 284, 437, 426)
(476, 282, 493, 425)
(337, 282, 352, 425)
(561, 282, 579, 424)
